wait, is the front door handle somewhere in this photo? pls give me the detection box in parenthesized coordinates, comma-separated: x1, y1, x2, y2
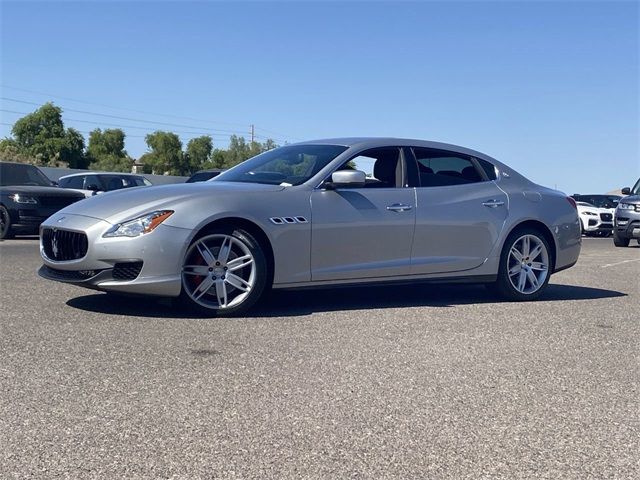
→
(386, 203, 413, 212)
(482, 200, 505, 208)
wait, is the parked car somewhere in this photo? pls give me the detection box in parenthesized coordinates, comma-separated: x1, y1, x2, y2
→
(38, 138, 581, 316)
(571, 194, 621, 210)
(0, 162, 85, 239)
(575, 201, 614, 236)
(613, 178, 640, 247)
(185, 169, 225, 183)
(58, 172, 152, 197)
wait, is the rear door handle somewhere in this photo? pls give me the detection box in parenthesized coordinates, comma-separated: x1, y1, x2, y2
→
(386, 203, 413, 212)
(482, 200, 505, 208)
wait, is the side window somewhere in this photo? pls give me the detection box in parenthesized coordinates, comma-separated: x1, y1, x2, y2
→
(337, 147, 404, 188)
(477, 158, 497, 180)
(83, 175, 102, 190)
(412, 148, 484, 187)
(61, 176, 84, 189)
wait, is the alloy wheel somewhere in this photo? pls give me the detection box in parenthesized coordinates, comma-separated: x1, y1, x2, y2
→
(182, 234, 256, 310)
(507, 234, 549, 295)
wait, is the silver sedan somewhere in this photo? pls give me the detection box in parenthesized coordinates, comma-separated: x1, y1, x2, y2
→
(38, 138, 581, 316)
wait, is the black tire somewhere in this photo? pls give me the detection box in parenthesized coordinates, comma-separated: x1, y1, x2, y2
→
(179, 227, 268, 317)
(489, 227, 552, 301)
(0, 206, 14, 240)
(613, 232, 630, 247)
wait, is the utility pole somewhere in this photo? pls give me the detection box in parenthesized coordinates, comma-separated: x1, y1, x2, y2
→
(250, 124, 255, 144)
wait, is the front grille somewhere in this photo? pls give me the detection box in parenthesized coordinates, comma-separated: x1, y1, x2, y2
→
(38, 196, 82, 208)
(600, 213, 613, 222)
(112, 261, 143, 281)
(42, 228, 88, 261)
(40, 265, 99, 281)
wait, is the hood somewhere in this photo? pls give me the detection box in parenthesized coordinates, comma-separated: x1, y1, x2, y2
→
(56, 181, 285, 223)
(620, 194, 640, 204)
(0, 185, 84, 197)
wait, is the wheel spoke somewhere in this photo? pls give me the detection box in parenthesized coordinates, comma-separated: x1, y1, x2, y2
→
(521, 237, 530, 258)
(183, 265, 210, 275)
(526, 269, 539, 289)
(530, 262, 547, 271)
(215, 279, 228, 307)
(529, 243, 543, 261)
(196, 242, 216, 266)
(510, 247, 523, 263)
(227, 254, 253, 272)
(225, 273, 251, 292)
(193, 276, 215, 300)
(217, 236, 232, 264)
(509, 263, 522, 276)
(517, 270, 527, 291)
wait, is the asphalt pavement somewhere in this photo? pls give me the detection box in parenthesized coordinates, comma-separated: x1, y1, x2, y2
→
(0, 237, 638, 479)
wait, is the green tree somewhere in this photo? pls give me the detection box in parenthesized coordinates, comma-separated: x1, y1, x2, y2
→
(185, 136, 213, 173)
(144, 131, 185, 175)
(10, 102, 86, 167)
(86, 128, 131, 172)
(221, 135, 278, 169)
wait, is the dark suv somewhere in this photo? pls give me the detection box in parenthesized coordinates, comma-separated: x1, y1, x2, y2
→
(614, 178, 640, 247)
(0, 162, 85, 239)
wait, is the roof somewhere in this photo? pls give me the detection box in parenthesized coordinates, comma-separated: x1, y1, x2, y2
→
(59, 172, 145, 179)
(292, 137, 499, 163)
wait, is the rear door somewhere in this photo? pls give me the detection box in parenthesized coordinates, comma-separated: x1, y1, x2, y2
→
(410, 147, 508, 274)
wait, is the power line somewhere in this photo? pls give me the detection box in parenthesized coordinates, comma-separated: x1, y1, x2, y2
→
(1, 84, 250, 128)
(0, 109, 237, 138)
(0, 97, 253, 135)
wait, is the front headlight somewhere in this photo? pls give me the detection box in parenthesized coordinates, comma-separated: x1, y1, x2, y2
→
(617, 203, 635, 211)
(103, 210, 173, 238)
(581, 211, 597, 216)
(9, 194, 38, 204)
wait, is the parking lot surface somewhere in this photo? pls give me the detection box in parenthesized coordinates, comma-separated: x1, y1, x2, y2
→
(1, 237, 638, 479)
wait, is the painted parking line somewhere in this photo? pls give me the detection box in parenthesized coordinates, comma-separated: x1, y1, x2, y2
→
(601, 258, 640, 268)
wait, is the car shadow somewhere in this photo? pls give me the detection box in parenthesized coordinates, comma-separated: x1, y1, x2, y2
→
(66, 283, 627, 319)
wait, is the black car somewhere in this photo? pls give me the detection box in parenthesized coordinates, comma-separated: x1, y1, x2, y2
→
(0, 162, 86, 239)
(185, 169, 224, 183)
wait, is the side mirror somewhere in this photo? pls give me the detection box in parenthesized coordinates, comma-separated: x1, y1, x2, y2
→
(325, 170, 366, 189)
(621, 187, 631, 195)
(51, 181, 59, 187)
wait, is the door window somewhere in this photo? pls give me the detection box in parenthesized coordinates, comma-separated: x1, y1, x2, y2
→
(60, 176, 84, 189)
(412, 148, 485, 187)
(337, 147, 405, 188)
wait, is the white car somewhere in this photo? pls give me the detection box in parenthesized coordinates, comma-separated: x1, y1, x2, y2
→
(576, 201, 614, 236)
(58, 172, 152, 198)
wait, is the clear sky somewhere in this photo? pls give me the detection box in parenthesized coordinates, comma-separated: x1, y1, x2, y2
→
(1, 1, 638, 193)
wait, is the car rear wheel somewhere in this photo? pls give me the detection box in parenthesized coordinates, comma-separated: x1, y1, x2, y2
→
(613, 231, 630, 247)
(180, 228, 268, 316)
(490, 229, 552, 301)
(0, 206, 14, 239)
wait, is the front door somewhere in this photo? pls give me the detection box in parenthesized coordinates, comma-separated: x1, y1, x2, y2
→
(310, 147, 416, 281)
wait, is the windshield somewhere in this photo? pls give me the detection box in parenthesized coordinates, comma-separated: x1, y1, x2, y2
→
(0, 163, 53, 187)
(215, 144, 349, 185)
(572, 194, 620, 209)
(631, 178, 640, 196)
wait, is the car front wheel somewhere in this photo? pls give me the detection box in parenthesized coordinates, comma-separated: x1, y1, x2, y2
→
(613, 231, 630, 247)
(180, 228, 268, 316)
(491, 229, 552, 301)
(0, 206, 14, 239)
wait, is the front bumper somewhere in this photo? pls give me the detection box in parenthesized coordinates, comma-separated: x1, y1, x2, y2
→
(615, 217, 640, 239)
(39, 213, 192, 297)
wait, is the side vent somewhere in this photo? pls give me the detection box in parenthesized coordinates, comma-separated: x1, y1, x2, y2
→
(270, 216, 308, 225)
